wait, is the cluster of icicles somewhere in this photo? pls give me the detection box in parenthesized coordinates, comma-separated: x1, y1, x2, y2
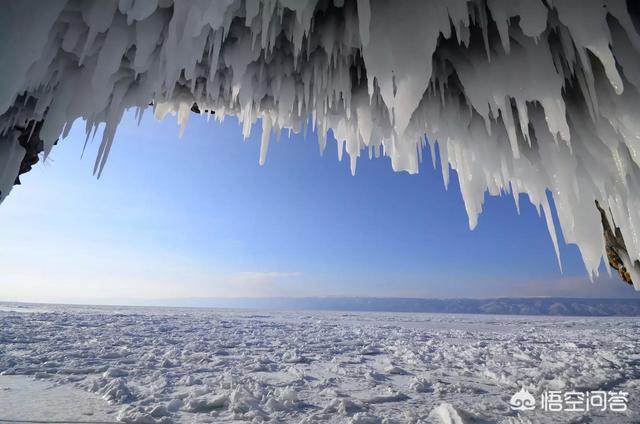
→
(1, 0, 640, 287)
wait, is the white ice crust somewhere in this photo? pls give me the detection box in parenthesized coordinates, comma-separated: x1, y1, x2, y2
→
(1, 0, 640, 285)
(2, 304, 639, 423)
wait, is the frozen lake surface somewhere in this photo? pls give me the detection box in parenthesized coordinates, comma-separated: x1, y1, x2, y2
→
(0, 303, 639, 423)
(0, 374, 118, 423)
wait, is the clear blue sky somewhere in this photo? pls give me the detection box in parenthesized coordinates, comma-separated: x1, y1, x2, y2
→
(0, 110, 637, 303)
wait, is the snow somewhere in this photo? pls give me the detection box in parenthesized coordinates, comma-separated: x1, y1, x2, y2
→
(1, 1, 640, 284)
(1, 303, 639, 423)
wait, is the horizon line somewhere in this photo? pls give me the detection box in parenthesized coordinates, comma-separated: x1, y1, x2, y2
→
(2, 294, 640, 307)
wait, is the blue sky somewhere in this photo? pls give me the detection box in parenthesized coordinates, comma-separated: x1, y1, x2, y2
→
(0, 110, 637, 303)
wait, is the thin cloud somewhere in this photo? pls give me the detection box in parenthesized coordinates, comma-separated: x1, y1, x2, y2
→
(230, 272, 304, 285)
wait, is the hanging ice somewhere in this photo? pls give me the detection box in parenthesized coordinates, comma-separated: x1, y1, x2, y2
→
(1, 0, 640, 288)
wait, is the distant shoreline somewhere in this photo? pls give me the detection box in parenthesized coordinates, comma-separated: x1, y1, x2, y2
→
(3, 296, 640, 317)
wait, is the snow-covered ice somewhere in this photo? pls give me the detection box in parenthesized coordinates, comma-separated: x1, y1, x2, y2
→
(0, 374, 119, 423)
(2, 1, 640, 284)
(1, 303, 639, 423)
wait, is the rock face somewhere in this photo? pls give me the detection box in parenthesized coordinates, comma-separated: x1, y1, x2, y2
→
(597, 200, 638, 285)
(13, 120, 46, 186)
(1, 1, 640, 290)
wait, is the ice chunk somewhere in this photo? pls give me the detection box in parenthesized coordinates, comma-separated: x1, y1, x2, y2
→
(427, 402, 464, 424)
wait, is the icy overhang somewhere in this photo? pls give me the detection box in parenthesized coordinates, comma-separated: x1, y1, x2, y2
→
(1, 0, 640, 288)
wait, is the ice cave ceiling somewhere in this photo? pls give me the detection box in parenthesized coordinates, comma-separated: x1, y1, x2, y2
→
(1, 0, 640, 288)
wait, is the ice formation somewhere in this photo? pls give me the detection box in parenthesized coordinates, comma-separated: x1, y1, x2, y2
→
(1, 0, 640, 287)
(2, 304, 639, 422)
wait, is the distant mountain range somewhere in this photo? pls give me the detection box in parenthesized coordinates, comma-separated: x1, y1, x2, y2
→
(155, 297, 640, 316)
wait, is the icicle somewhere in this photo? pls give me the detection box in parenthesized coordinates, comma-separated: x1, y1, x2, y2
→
(1, 0, 640, 287)
(259, 115, 271, 166)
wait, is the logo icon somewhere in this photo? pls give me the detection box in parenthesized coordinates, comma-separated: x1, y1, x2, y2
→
(510, 387, 536, 411)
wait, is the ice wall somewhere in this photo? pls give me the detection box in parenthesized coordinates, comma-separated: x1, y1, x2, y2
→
(1, 0, 640, 287)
